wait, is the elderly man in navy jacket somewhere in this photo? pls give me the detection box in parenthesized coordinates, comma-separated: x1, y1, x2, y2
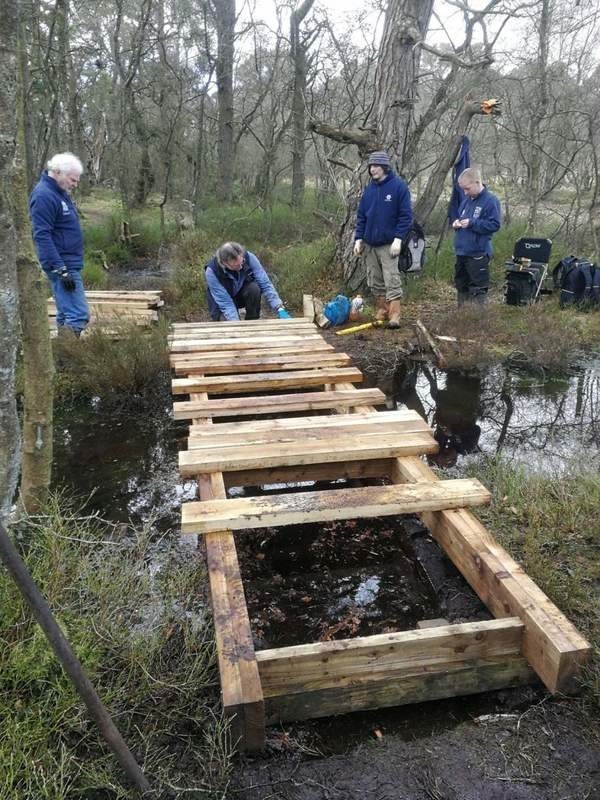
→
(354, 151, 412, 329)
(452, 167, 501, 305)
(29, 152, 89, 335)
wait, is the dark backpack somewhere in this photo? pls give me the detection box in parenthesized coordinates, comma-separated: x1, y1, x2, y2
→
(398, 220, 426, 273)
(505, 264, 546, 306)
(552, 257, 600, 308)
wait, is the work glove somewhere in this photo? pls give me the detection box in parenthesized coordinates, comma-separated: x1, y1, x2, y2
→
(53, 266, 76, 292)
(389, 238, 402, 258)
(353, 239, 364, 256)
(277, 307, 291, 319)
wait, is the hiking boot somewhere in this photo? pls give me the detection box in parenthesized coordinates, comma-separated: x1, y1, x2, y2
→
(374, 296, 389, 321)
(387, 299, 401, 328)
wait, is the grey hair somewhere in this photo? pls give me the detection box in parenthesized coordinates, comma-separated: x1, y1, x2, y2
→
(458, 167, 482, 183)
(216, 241, 245, 265)
(47, 152, 84, 175)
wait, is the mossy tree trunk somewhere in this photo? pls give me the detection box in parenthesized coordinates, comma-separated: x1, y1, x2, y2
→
(290, 0, 315, 208)
(211, 0, 235, 202)
(15, 4, 54, 514)
(0, 0, 21, 521)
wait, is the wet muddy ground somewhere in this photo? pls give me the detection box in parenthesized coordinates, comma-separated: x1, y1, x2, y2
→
(52, 357, 600, 798)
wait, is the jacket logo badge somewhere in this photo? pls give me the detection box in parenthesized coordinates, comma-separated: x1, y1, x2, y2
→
(473, 206, 482, 218)
(61, 200, 70, 214)
(385, 194, 392, 202)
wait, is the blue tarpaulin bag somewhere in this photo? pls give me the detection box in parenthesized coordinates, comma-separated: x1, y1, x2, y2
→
(323, 295, 351, 325)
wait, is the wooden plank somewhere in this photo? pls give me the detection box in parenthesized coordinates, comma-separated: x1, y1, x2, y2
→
(181, 479, 490, 533)
(169, 343, 336, 364)
(200, 473, 265, 751)
(262, 655, 534, 723)
(188, 417, 432, 448)
(391, 457, 592, 694)
(171, 318, 313, 329)
(222, 459, 393, 488)
(257, 618, 524, 694)
(172, 367, 363, 395)
(188, 409, 423, 436)
(180, 431, 437, 475)
(169, 335, 325, 353)
(173, 388, 387, 420)
(173, 352, 352, 376)
(170, 325, 318, 339)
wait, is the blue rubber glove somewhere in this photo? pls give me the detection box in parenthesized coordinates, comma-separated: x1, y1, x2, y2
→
(277, 308, 291, 319)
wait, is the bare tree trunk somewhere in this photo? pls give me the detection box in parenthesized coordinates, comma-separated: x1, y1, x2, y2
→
(212, 0, 235, 201)
(15, 4, 54, 513)
(526, 0, 551, 232)
(290, 0, 315, 208)
(0, 0, 21, 521)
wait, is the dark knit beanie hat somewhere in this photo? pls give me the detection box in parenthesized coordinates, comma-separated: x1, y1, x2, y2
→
(367, 150, 391, 167)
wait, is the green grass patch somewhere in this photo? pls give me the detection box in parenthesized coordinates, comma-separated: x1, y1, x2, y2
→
(268, 236, 338, 310)
(0, 498, 231, 798)
(468, 457, 600, 706)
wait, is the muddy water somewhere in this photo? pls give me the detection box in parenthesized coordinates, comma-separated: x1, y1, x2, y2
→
(53, 359, 600, 645)
(370, 358, 600, 472)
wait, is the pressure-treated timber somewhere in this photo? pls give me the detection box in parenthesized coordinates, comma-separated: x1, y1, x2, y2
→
(188, 415, 432, 448)
(200, 473, 265, 751)
(256, 618, 533, 722)
(222, 459, 394, 489)
(391, 457, 592, 694)
(181, 479, 490, 533)
(169, 335, 324, 353)
(333, 381, 592, 696)
(169, 343, 336, 367)
(180, 432, 437, 476)
(173, 388, 386, 420)
(261, 655, 533, 723)
(171, 317, 313, 329)
(172, 367, 363, 395)
(173, 352, 352, 376)
(257, 617, 526, 690)
(170, 324, 318, 340)
(188, 408, 424, 436)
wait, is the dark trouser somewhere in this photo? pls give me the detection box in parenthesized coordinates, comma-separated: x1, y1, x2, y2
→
(234, 280, 261, 319)
(454, 254, 490, 305)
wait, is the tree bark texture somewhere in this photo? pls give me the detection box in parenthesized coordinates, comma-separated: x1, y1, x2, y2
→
(290, 0, 315, 208)
(374, 0, 434, 166)
(15, 4, 54, 514)
(213, 0, 235, 202)
(0, 0, 21, 521)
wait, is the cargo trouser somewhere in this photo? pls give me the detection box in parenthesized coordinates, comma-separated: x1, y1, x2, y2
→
(364, 244, 403, 301)
(454, 254, 490, 304)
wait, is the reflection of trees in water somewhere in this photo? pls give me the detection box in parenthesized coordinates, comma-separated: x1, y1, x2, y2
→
(390, 362, 600, 468)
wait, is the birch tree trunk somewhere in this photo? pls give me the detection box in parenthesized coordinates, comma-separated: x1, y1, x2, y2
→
(0, 0, 21, 521)
(16, 4, 54, 513)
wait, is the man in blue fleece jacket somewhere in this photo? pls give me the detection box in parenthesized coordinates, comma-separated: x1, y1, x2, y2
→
(205, 242, 290, 321)
(452, 167, 501, 305)
(354, 151, 412, 328)
(29, 152, 89, 334)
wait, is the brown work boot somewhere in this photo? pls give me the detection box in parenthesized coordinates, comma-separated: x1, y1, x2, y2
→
(374, 296, 389, 322)
(387, 299, 401, 328)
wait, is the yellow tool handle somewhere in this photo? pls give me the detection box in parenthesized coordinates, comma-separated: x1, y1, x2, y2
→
(335, 320, 384, 336)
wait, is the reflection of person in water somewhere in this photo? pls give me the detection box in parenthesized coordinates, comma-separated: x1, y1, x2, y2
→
(432, 369, 482, 466)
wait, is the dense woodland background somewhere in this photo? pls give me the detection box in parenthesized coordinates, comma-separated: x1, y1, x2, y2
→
(17, 0, 600, 252)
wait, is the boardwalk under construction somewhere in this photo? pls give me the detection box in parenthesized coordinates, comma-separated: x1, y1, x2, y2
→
(169, 316, 591, 752)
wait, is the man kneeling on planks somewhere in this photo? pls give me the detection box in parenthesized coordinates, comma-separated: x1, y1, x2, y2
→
(204, 241, 291, 321)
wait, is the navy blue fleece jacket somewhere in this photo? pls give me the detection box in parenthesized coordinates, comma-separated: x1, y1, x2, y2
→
(29, 172, 84, 272)
(355, 171, 412, 247)
(454, 187, 501, 257)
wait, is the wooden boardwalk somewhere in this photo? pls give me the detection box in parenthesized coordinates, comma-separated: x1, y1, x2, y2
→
(48, 290, 163, 333)
(169, 316, 591, 751)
